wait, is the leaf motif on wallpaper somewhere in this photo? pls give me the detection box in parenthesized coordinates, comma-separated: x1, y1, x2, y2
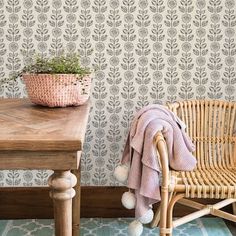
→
(222, 0, 236, 101)
(0, 171, 4, 186)
(6, 0, 22, 88)
(81, 156, 93, 172)
(106, 1, 122, 185)
(178, 0, 194, 100)
(63, 5, 78, 13)
(107, 158, 120, 171)
(193, 0, 209, 99)
(35, 0, 50, 58)
(207, 0, 223, 99)
(49, 1, 64, 56)
(165, 0, 180, 103)
(6, 56, 21, 71)
(135, 0, 151, 110)
(0, 5, 6, 81)
(5, 81, 21, 98)
(6, 170, 21, 186)
(92, 168, 107, 186)
(91, 0, 108, 185)
(121, 0, 136, 135)
(79, 0, 94, 185)
(0, 15, 6, 27)
(20, 0, 35, 68)
(34, 170, 49, 186)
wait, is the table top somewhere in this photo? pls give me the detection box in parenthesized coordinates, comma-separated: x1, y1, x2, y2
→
(0, 99, 90, 151)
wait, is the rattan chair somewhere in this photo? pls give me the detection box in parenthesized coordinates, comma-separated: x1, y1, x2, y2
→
(151, 100, 236, 236)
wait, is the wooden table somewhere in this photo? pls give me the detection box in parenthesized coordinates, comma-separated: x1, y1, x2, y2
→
(0, 99, 90, 236)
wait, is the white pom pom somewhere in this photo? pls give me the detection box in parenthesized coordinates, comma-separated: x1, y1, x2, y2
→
(113, 164, 129, 183)
(138, 209, 154, 224)
(121, 191, 136, 209)
(128, 220, 143, 236)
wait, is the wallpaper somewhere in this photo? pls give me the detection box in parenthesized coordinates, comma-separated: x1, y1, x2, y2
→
(0, 0, 235, 186)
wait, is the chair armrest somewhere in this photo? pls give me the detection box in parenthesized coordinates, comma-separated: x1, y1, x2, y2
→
(154, 131, 169, 190)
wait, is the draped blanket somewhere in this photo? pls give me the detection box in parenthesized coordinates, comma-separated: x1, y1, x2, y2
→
(121, 104, 197, 218)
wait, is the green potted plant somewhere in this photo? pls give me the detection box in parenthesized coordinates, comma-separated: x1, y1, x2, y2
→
(17, 53, 91, 107)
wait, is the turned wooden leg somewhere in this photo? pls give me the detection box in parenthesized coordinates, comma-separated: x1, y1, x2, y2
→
(48, 170, 77, 236)
(72, 166, 81, 236)
(233, 202, 236, 215)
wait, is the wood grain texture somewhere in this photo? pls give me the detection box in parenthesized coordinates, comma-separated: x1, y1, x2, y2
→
(0, 99, 91, 151)
(0, 187, 232, 219)
(49, 170, 77, 236)
(72, 168, 81, 236)
(0, 151, 81, 170)
(0, 98, 91, 236)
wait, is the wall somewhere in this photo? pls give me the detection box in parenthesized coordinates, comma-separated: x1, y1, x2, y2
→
(0, 0, 235, 186)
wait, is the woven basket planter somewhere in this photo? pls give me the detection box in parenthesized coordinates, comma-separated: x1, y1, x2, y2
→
(23, 74, 91, 107)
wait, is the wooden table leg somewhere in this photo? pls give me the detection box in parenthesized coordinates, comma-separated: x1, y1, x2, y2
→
(48, 170, 77, 236)
(72, 166, 81, 236)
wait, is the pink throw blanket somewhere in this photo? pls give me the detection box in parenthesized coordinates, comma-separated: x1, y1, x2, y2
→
(121, 104, 196, 218)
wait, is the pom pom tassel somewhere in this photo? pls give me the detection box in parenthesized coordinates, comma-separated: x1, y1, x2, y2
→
(127, 208, 154, 236)
(128, 220, 143, 236)
(138, 209, 154, 224)
(121, 190, 136, 209)
(113, 164, 129, 183)
(115, 164, 153, 235)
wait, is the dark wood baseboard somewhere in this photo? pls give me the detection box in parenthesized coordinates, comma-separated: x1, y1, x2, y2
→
(0, 186, 132, 219)
(0, 187, 233, 219)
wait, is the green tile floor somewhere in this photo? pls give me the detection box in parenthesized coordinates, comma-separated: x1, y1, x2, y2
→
(0, 218, 232, 236)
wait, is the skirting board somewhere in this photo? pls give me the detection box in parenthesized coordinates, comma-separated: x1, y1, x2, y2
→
(0, 186, 232, 219)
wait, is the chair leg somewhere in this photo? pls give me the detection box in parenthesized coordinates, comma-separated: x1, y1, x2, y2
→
(166, 194, 185, 236)
(150, 204, 161, 228)
(233, 202, 236, 215)
(159, 188, 170, 236)
(151, 192, 174, 229)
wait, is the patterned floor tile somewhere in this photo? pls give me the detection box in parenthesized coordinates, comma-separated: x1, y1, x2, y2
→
(0, 218, 232, 236)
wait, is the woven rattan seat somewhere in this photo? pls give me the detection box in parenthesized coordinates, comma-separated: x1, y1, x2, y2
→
(171, 168, 236, 199)
(151, 100, 236, 236)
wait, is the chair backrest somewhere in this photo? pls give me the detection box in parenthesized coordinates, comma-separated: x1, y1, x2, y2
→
(167, 100, 236, 169)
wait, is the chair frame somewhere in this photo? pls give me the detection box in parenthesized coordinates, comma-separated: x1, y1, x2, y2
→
(150, 100, 236, 236)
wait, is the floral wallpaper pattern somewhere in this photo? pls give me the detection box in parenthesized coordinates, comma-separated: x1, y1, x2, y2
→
(0, 0, 235, 186)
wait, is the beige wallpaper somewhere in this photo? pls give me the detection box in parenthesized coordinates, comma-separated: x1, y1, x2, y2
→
(0, 0, 235, 186)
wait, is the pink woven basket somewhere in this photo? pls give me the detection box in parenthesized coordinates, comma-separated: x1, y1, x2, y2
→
(23, 74, 91, 107)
